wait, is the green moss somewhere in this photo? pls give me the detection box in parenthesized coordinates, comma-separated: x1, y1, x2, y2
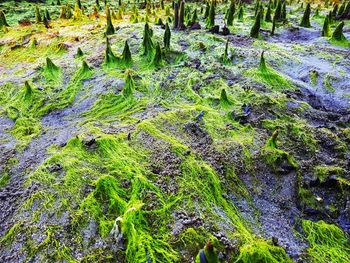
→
(302, 220, 350, 263)
(234, 239, 293, 263)
(246, 51, 293, 91)
(123, 70, 135, 97)
(104, 37, 118, 66)
(300, 3, 311, 28)
(142, 22, 154, 60)
(105, 4, 115, 35)
(323, 74, 335, 93)
(262, 116, 318, 154)
(310, 70, 318, 86)
(152, 42, 163, 67)
(178, 227, 210, 255)
(0, 172, 10, 188)
(313, 165, 344, 183)
(250, 11, 261, 38)
(1, 221, 24, 246)
(206, 1, 215, 28)
(298, 187, 322, 211)
(261, 131, 298, 172)
(121, 40, 132, 65)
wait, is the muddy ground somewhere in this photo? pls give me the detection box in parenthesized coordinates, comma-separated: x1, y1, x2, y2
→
(0, 1, 350, 262)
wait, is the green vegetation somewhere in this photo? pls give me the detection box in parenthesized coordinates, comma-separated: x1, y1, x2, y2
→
(331, 21, 346, 41)
(322, 16, 331, 37)
(246, 51, 293, 90)
(142, 22, 154, 60)
(0, 10, 9, 27)
(0, 1, 349, 262)
(250, 11, 261, 38)
(121, 40, 132, 65)
(261, 130, 298, 172)
(0, 173, 10, 188)
(164, 22, 171, 50)
(302, 220, 350, 263)
(206, 1, 215, 28)
(105, 4, 115, 35)
(300, 3, 311, 28)
(313, 165, 344, 183)
(234, 239, 293, 263)
(227, 1, 235, 26)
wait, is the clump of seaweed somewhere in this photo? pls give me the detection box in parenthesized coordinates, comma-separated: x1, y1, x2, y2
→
(105, 4, 115, 35)
(178, 0, 185, 30)
(173, 2, 179, 28)
(142, 22, 154, 60)
(227, 1, 235, 26)
(300, 3, 311, 28)
(121, 40, 132, 65)
(220, 40, 231, 65)
(35, 6, 42, 23)
(43, 57, 60, 82)
(122, 69, 135, 97)
(265, 1, 272, 22)
(234, 239, 293, 263)
(152, 42, 163, 67)
(322, 16, 331, 37)
(247, 51, 292, 90)
(261, 130, 298, 172)
(206, 1, 215, 28)
(274, 0, 282, 22)
(0, 10, 9, 27)
(331, 21, 346, 41)
(76, 47, 84, 58)
(164, 22, 171, 51)
(250, 11, 261, 38)
(302, 220, 350, 263)
(104, 36, 118, 65)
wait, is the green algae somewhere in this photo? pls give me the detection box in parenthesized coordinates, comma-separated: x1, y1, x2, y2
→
(302, 220, 350, 263)
(234, 239, 293, 263)
(261, 132, 298, 172)
(262, 116, 318, 155)
(0, 59, 92, 149)
(0, 1, 348, 262)
(298, 187, 323, 211)
(20, 133, 180, 261)
(0, 172, 10, 188)
(246, 51, 293, 91)
(0, 221, 24, 246)
(313, 165, 344, 183)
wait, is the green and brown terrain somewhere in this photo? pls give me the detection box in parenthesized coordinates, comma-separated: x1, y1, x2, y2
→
(0, 0, 350, 262)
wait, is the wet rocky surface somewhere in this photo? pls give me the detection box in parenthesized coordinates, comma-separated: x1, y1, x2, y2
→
(1, 1, 350, 262)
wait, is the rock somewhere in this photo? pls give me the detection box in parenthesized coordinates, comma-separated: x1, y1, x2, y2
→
(272, 236, 279, 246)
(222, 26, 230, 35)
(190, 22, 201, 30)
(209, 25, 219, 34)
